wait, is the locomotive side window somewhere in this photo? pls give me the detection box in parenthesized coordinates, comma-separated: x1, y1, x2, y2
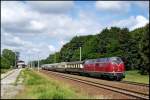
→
(103, 58, 108, 62)
(85, 60, 89, 64)
(97, 58, 105, 62)
(89, 60, 92, 64)
(110, 57, 123, 64)
(96, 59, 101, 62)
(90, 60, 94, 64)
(101, 58, 104, 62)
(99, 58, 106, 62)
(85, 60, 92, 64)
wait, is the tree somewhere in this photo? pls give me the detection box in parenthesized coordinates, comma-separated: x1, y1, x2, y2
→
(1, 49, 16, 69)
(1, 56, 10, 69)
(139, 24, 149, 74)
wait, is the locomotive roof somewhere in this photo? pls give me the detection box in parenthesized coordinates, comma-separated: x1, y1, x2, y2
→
(84, 56, 120, 61)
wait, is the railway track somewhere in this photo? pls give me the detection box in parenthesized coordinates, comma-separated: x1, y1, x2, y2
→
(121, 80, 149, 87)
(42, 70, 149, 99)
(67, 72, 149, 88)
(73, 73, 149, 87)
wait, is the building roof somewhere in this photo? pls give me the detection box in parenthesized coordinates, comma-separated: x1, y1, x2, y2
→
(17, 60, 25, 63)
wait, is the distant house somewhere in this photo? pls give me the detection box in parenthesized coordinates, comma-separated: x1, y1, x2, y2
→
(17, 60, 26, 68)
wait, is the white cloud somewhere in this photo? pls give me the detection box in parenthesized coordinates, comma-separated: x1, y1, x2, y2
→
(2, 32, 24, 47)
(1, 1, 46, 34)
(131, 15, 149, 30)
(96, 1, 130, 12)
(32, 48, 40, 53)
(2, 32, 42, 53)
(1, 32, 53, 63)
(1, 1, 30, 24)
(44, 10, 102, 39)
(26, 1, 74, 13)
(48, 45, 56, 52)
(30, 20, 45, 31)
(109, 15, 149, 30)
(1, 1, 102, 39)
(60, 40, 66, 46)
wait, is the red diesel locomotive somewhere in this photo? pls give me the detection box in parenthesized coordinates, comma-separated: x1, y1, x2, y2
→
(83, 57, 125, 80)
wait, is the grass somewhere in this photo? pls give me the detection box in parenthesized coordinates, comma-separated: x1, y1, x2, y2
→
(123, 70, 149, 84)
(15, 68, 90, 99)
(14, 69, 23, 85)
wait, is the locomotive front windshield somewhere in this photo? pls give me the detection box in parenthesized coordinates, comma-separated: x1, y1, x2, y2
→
(110, 57, 123, 64)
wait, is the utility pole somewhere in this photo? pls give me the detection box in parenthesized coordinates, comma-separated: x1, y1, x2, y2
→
(54, 52, 56, 63)
(31, 58, 32, 69)
(29, 56, 31, 69)
(55, 53, 56, 63)
(32, 61, 34, 69)
(14, 52, 16, 69)
(38, 55, 39, 72)
(80, 47, 82, 61)
(30, 61, 31, 69)
(14, 51, 19, 69)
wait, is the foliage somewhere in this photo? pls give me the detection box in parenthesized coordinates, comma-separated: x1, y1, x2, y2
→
(38, 23, 149, 75)
(1, 49, 17, 69)
(138, 24, 149, 74)
(1, 56, 10, 69)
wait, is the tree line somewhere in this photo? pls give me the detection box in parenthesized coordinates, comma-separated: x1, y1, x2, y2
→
(37, 23, 149, 75)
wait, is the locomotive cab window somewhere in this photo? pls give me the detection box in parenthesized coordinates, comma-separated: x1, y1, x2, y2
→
(85, 60, 89, 64)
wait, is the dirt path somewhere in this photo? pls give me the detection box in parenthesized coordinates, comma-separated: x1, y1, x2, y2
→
(1, 69, 23, 99)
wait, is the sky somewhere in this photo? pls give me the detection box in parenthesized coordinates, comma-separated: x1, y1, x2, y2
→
(1, 1, 149, 64)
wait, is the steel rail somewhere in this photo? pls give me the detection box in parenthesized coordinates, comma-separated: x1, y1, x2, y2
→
(121, 80, 149, 87)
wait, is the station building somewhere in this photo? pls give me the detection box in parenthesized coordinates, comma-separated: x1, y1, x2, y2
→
(17, 60, 26, 68)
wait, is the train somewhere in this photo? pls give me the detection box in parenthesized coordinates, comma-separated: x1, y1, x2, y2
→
(41, 57, 125, 81)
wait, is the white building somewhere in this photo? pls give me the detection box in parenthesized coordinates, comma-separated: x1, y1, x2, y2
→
(17, 60, 26, 68)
